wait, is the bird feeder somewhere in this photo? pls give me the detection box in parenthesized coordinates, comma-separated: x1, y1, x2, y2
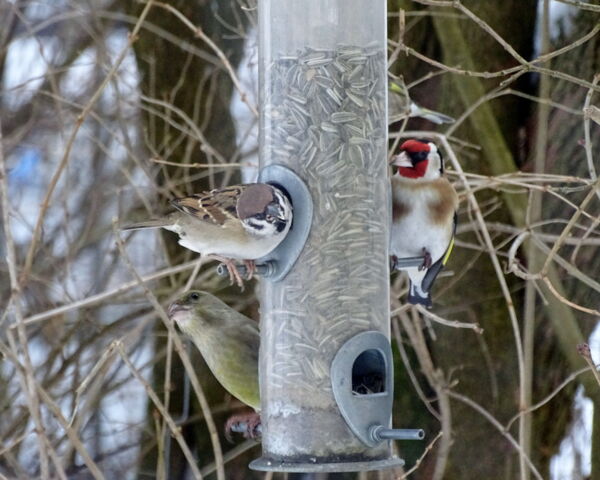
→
(251, 0, 423, 472)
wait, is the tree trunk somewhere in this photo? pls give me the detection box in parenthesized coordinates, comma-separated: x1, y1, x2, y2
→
(387, 2, 599, 479)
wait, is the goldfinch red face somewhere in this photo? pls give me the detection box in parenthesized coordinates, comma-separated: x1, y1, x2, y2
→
(391, 139, 442, 180)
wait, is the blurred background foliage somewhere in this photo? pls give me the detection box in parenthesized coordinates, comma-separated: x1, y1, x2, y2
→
(0, 0, 599, 479)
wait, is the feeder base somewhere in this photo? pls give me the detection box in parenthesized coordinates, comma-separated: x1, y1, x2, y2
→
(249, 456, 404, 473)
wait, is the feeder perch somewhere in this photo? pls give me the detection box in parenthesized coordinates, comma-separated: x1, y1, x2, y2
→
(251, 0, 422, 473)
(216, 262, 275, 278)
(392, 256, 427, 271)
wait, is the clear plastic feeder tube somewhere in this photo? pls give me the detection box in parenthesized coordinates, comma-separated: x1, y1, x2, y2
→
(258, 0, 390, 466)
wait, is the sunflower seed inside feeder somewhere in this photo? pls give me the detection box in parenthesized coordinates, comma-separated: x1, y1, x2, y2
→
(262, 45, 388, 403)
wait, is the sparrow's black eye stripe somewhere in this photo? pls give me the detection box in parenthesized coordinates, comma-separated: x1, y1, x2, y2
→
(247, 221, 264, 231)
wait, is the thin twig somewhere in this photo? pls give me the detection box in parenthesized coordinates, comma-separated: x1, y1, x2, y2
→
(398, 431, 443, 479)
(577, 344, 600, 389)
(152, 1, 258, 117)
(505, 365, 595, 431)
(113, 224, 226, 480)
(200, 439, 259, 477)
(0, 117, 50, 478)
(415, 304, 483, 334)
(20, 0, 156, 283)
(553, 0, 600, 12)
(151, 158, 251, 168)
(115, 341, 204, 479)
(19, 259, 202, 327)
(447, 391, 543, 480)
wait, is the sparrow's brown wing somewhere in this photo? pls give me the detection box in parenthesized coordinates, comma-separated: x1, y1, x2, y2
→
(171, 186, 243, 227)
(170, 184, 274, 226)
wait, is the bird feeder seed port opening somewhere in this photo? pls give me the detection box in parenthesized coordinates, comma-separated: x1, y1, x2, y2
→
(331, 332, 425, 449)
(352, 349, 387, 396)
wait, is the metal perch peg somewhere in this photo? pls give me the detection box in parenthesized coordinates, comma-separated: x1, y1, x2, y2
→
(391, 256, 426, 270)
(216, 261, 276, 278)
(230, 421, 263, 437)
(369, 426, 425, 442)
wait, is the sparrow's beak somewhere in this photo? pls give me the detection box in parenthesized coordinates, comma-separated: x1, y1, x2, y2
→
(266, 202, 284, 220)
(390, 152, 412, 167)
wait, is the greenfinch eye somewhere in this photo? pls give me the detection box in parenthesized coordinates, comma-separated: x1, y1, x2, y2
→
(189, 292, 200, 301)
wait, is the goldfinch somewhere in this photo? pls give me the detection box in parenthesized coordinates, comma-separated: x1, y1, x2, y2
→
(389, 78, 455, 125)
(390, 139, 458, 308)
(168, 290, 261, 438)
(123, 184, 292, 286)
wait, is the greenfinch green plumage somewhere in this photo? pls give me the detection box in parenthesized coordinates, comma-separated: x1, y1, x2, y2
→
(168, 290, 260, 411)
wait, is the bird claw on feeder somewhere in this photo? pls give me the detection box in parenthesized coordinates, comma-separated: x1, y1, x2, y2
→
(225, 412, 262, 442)
(216, 260, 277, 282)
(243, 260, 256, 280)
(214, 257, 246, 289)
(419, 249, 432, 271)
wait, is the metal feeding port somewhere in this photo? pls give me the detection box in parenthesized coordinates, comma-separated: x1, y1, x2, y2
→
(216, 164, 313, 282)
(331, 331, 424, 448)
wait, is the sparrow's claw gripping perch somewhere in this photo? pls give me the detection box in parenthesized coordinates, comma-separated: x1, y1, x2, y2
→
(211, 256, 245, 288)
(225, 412, 262, 442)
(224, 260, 245, 288)
(243, 260, 256, 280)
(420, 248, 432, 271)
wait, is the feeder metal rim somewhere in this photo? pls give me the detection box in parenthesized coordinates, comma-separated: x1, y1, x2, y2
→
(250, 456, 405, 473)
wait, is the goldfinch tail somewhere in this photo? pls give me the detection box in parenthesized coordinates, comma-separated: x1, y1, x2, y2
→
(408, 280, 433, 309)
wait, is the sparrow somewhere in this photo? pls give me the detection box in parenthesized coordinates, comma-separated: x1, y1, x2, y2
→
(123, 183, 292, 286)
(389, 78, 455, 125)
(390, 139, 458, 308)
(168, 290, 261, 439)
